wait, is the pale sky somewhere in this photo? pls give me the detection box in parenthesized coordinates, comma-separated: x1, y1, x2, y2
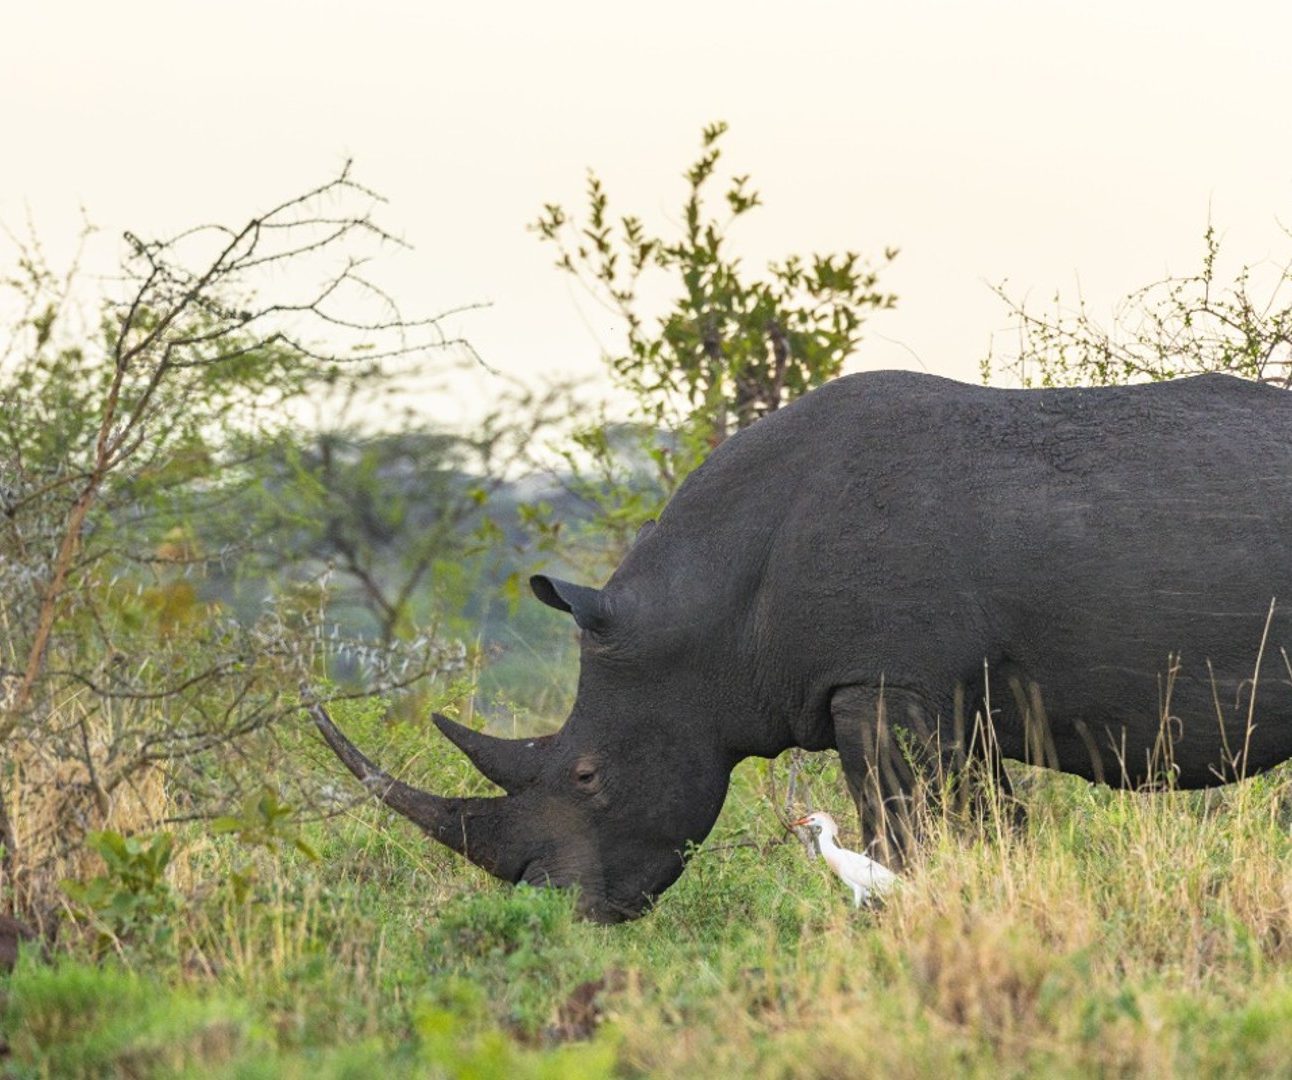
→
(3, 2, 1291, 424)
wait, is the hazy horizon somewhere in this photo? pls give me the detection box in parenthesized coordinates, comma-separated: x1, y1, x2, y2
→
(4, 1, 1290, 424)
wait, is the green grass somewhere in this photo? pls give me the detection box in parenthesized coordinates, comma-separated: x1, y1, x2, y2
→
(11, 743, 1292, 1077)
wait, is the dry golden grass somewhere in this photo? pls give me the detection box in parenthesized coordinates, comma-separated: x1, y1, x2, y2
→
(606, 758, 1292, 1077)
(4, 692, 169, 921)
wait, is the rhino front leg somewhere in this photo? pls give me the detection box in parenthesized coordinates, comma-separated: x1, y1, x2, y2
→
(830, 684, 937, 870)
(832, 685, 1025, 868)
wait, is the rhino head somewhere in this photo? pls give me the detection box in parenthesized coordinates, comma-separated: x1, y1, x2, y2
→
(311, 572, 737, 923)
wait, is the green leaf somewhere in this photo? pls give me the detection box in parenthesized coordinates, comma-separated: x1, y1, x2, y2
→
(293, 837, 321, 862)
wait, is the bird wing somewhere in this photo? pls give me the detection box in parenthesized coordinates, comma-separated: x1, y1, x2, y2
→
(828, 847, 899, 897)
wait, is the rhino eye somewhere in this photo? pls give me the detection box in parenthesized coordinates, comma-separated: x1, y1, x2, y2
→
(572, 759, 602, 791)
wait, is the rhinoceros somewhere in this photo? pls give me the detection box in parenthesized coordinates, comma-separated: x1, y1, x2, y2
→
(313, 370, 1292, 922)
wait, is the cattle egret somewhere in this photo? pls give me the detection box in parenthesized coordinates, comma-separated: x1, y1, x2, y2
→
(792, 811, 899, 907)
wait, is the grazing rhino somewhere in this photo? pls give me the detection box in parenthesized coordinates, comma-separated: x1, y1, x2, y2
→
(313, 370, 1292, 922)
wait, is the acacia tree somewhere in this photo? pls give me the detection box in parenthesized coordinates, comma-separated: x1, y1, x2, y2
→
(0, 168, 468, 906)
(238, 381, 565, 646)
(531, 122, 898, 561)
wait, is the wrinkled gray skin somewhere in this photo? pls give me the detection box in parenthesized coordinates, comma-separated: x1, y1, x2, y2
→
(315, 371, 1292, 922)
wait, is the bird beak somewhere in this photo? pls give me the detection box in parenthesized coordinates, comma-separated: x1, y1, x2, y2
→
(790, 816, 811, 828)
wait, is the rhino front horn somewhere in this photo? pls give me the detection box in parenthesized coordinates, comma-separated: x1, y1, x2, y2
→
(309, 703, 528, 881)
(432, 713, 551, 793)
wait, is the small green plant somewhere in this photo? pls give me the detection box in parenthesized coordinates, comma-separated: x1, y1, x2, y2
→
(2, 958, 257, 1075)
(211, 786, 320, 903)
(434, 884, 576, 962)
(61, 830, 179, 950)
(212, 786, 319, 861)
(414, 997, 618, 1080)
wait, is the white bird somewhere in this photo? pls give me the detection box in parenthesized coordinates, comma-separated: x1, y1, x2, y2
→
(792, 811, 899, 907)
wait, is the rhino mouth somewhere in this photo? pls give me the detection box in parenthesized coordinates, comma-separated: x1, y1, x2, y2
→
(596, 892, 656, 923)
(520, 861, 553, 888)
(517, 861, 648, 923)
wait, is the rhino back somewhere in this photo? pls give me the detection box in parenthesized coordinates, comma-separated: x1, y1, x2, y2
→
(615, 371, 1292, 784)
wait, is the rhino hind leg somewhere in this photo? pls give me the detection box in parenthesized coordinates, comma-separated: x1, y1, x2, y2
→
(954, 691, 1028, 837)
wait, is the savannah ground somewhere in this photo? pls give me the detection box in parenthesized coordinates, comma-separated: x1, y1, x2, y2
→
(9, 688, 1292, 1078)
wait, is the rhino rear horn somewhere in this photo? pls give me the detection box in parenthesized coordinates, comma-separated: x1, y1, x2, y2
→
(309, 703, 528, 881)
(530, 575, 608, 631)
(432, 713, 551, 793)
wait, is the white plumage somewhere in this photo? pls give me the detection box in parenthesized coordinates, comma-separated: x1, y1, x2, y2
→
(792, 811, 899, 907)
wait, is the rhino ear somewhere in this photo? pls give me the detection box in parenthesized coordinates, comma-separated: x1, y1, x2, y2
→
(530, 575, 607, 631)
